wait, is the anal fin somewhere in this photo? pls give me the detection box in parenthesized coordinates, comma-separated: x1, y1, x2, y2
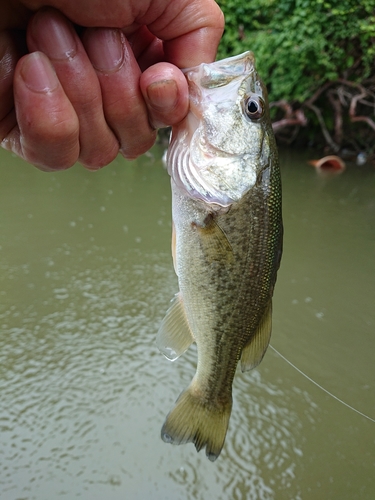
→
(241, 300, 272, 372)
(157, 292, 194, 361)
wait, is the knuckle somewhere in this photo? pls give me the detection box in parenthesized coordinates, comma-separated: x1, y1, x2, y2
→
(78, 133, 119, 169)
(26, 151, 77, 171)
(75, 92, 102, 118)
(22, 115, 80, 170)
(79, 145, 119, 169)
(28, 110, 79, 144)
(120, 131, 157, 159)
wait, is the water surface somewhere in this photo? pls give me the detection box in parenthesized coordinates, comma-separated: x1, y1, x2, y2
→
(0, 146, 374, 499)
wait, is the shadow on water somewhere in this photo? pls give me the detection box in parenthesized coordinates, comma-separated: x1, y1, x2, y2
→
(0, 146, 374, 499)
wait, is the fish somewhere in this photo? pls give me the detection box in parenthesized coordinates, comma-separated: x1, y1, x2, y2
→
(157, 51, 283, 461)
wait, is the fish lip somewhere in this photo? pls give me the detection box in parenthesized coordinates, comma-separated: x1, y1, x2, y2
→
(182, 51, 256, 76)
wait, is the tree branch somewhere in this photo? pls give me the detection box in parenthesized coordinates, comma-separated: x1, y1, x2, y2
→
(327, 89, 343, 145)
(270, 100, 307, 132)
(304, 102, 340, 152)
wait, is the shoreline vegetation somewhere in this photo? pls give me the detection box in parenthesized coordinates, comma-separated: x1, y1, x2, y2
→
(216, 0, 375, 162)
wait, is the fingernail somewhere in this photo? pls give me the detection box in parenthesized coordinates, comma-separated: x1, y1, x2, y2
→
(85, 29, 124, 72)
(147, 80, 178, 111)
(30, 9, 77, 60)
(20, 52, 59, 93)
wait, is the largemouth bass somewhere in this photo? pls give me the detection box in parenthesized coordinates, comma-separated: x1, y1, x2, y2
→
(157, 52, 283, 461)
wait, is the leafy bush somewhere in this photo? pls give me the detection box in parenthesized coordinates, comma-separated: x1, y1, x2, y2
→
(217, 0, 375, 103)
(216, 0, 375, 153)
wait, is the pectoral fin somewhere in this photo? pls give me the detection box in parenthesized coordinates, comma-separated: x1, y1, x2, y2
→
(195, 214, 234, 264)
(241, 300, 272, 372)
(157, 292, 194, 361)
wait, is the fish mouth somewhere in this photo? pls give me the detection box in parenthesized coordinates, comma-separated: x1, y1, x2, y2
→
(182, 51, 256, 86)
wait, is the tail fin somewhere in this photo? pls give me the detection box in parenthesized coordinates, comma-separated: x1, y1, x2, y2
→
(161, 383, 232, 461)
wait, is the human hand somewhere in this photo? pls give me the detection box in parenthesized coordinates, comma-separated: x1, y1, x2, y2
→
(0, 1, 224, 171)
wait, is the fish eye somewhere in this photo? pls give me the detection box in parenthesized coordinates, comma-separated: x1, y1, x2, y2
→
(243, 95, 265, 120)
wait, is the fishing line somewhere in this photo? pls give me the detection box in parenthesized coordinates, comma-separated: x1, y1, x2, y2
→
(269, 345, 375, 424)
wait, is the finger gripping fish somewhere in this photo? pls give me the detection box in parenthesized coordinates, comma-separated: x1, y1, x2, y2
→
(157, 52, 283, 461)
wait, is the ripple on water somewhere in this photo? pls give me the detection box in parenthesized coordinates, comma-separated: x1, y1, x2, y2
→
(158, 340, 317, 500)
(214, 369, 306, 500)
(0, 249, 178, 499)
(0, 247, 319, 500)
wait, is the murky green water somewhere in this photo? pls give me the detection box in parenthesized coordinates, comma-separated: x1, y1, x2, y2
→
(1, 146, 374, 500)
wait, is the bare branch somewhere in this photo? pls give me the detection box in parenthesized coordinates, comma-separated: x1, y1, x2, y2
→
(270, 78, 375, 151)
(342, 82, 375, 131)
(327, 89, 343, 145)
(270, 100, 307, 132)
(304, 102, 340, 152)
(305, 81, 333, 105)
(350, 115, 375, 131)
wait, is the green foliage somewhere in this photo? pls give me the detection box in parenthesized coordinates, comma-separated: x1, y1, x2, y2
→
(216, 0, 375, 103)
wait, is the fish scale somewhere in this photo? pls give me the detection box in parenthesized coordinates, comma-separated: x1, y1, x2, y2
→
(157, 52, 283, 461)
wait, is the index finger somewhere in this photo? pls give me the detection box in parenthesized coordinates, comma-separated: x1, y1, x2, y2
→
(0, 31, 20, 141)
(135, 0, 224, 68)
